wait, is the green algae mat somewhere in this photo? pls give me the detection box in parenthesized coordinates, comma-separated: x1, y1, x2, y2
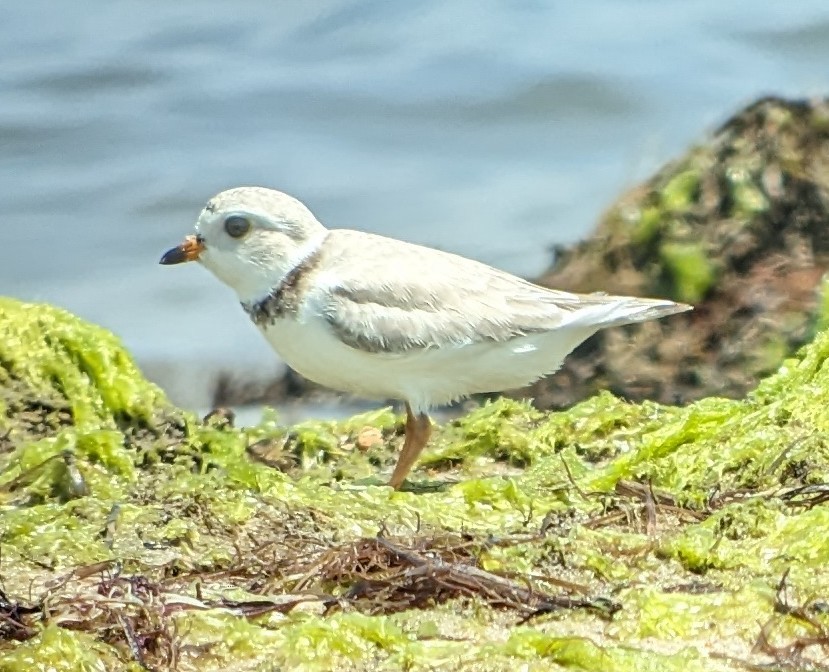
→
(1, 296, 829, 670)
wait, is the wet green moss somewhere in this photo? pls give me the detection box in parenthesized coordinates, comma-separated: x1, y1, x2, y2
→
(814, 274, 829, 335)
(0, 297, 166, 429)
(660, 169, 700, 213)
(726, 166, 769, 216)
(0, 624, 125, 672)
(659, 241, 717, 304)
(3, 297, 829, 670)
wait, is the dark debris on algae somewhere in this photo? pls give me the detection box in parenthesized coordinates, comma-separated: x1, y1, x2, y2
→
(3, 275, 829, 671)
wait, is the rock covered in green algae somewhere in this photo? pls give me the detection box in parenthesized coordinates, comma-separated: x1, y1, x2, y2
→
(531, 95, 829, 410)
(3, 298, 829, 670)
(0, 298, 177, 507)
(0, 298, 166, 430)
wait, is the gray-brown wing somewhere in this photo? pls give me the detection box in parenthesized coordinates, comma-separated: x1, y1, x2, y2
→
(314, 230, 585, 354)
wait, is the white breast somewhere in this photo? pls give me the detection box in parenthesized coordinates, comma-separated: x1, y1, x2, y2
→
(256, 309, 596, 414)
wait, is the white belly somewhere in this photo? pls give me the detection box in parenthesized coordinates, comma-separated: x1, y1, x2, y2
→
(258, 313, 595, 413)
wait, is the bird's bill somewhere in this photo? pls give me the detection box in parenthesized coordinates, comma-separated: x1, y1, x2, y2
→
(159, 235, 204, 265)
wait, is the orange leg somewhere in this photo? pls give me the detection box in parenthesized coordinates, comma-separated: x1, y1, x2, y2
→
(388, 403, 432, 490)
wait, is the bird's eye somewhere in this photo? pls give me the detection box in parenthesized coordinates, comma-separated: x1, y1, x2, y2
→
(224, 215, 252, 239)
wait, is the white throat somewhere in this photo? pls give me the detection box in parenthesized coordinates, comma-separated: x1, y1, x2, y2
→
(233, 231, 328, 305)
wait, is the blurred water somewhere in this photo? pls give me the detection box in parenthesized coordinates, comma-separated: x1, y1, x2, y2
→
(2, 1, 829, 410)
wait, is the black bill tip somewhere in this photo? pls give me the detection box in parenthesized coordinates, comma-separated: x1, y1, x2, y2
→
(159, 235, 204, 265)
(159, 245, 187, 265)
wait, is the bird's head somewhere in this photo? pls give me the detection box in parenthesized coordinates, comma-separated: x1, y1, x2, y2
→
(160, 187, 328, 301)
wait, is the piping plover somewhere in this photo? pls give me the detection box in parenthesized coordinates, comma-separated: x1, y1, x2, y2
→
(161, 187, 691, 488)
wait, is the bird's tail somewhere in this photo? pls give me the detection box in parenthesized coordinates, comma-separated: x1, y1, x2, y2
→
(562, 295, 692, 330)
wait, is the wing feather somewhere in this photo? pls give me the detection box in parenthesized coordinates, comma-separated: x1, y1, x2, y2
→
(311, 230, 688, 355)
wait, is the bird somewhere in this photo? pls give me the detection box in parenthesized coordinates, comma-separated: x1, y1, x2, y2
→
(160, 187, 691, 489)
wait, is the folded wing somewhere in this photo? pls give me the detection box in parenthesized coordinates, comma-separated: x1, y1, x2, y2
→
(313, 230, 690, 355)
